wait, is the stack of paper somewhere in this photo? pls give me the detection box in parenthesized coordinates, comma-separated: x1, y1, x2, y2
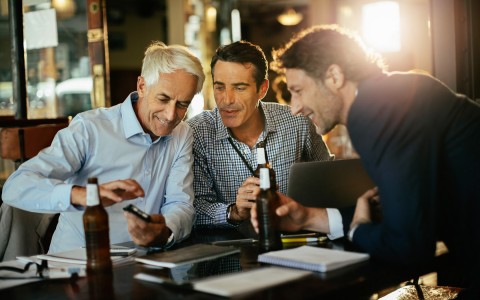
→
(35, 246, 135, 267)
(258, 245, 369, 272)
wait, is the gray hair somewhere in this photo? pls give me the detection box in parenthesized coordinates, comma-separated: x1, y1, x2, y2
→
(141, 41, 205, 93)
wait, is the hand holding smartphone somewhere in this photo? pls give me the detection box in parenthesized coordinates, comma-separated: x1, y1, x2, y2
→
(123, 204, 152, 222)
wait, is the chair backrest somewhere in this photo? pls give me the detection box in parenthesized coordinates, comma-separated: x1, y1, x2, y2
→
(0, 123, 66, 259)
(287, 158, 375, 208)
(0, 123, 67, 162)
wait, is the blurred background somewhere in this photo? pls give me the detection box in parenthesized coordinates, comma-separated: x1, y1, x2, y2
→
(0, 0, 478, 179)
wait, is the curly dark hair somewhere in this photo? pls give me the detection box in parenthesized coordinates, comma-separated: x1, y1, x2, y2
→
(271, 24, 386, 82)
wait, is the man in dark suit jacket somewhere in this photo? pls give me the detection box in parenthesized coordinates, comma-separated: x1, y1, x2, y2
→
(251, 24, 480, 298)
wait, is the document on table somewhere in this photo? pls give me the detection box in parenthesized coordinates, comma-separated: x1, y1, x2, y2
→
(134, 243, 240, 268)
(135, 266, 312, 297)
(35, 246, 135, 267)
(258, 245, 370, 272)
(0, 259, 41, 290)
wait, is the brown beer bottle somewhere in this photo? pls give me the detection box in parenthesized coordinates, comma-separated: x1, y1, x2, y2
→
(254, 142, 277, 190)
(83, 177, 112, 274)
(256, 168, 282, 253)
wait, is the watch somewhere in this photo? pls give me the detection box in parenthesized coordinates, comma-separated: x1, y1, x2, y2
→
(165, 232, 174, 248)
(226, 204, 240, 225)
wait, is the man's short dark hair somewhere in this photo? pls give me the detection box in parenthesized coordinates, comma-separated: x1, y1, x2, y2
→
(211, 41, 268, 90)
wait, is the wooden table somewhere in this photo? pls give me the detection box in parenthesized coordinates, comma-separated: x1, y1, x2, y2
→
(0, 227, 441, 299)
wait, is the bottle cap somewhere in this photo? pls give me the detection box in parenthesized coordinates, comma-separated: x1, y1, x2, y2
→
(259, 168, 271, 189)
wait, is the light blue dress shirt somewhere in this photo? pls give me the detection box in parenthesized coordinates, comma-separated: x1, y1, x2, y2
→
(2, 92, 195, 253)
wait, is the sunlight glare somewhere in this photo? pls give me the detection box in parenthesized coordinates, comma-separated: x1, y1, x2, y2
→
(362, 1, 401, 52)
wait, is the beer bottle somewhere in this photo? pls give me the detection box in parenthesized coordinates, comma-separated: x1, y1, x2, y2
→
(83, 177, 112, 274)
(254, 142, 277, 190)
(256, 168, 282, 253)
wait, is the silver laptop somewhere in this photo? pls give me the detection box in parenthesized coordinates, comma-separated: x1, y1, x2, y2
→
(286, 159, 375, 208)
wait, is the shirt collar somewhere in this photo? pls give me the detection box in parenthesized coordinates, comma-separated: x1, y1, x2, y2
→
(121, 92, 144, 139)
(213, 101, 278, 141)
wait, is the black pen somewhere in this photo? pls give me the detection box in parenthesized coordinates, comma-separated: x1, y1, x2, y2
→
(211, 238, 258, 246)
(280, 233, 320, 238)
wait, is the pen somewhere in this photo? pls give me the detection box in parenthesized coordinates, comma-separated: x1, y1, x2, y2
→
(211, 238, 258, 246)
(281, 236, 328, 244)
(280, 233, 319, 238)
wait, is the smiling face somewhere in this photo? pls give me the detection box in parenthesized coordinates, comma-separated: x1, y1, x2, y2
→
(212, 60, 268, 133)
(286, 68, 343, 135)
(135, 69, 198, 139)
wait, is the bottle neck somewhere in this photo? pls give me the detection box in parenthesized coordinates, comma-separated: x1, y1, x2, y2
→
(259, 168, 271, 189)
(257, 147, 266, 165)
(86, 183, 100, 206)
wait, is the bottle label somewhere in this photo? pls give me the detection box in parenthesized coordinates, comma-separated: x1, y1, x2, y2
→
(86, 183, 100, 206)
(259, 168, 271, 189)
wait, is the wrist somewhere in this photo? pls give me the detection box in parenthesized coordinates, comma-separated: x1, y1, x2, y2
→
(347, 224, 359, 242)
(304, 207, 328, 232)
(71, 185, 86, 206)
(226, 204, 241, 225)
(164, 230, 174, 248)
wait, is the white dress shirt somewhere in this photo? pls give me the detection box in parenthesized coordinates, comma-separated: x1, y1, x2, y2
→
(2, 92, 194, 253)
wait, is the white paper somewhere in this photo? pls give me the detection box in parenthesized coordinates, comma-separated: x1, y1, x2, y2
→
(36, 247, 134, 268)
(24, 8, 58, 50)
(258, 245, 370, 272)
(193, 267, 311, 297)
(135, 267, 312, 297)
(0, 259, 40, 290)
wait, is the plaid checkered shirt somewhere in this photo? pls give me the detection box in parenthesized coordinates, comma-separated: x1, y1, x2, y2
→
(187, 102, 333, 228)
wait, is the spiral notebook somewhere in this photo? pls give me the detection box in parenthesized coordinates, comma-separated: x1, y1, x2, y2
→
(258, 245, 369, 272)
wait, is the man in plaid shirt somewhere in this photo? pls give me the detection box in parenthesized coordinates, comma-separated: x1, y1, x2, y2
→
(187, 41, 332, 228)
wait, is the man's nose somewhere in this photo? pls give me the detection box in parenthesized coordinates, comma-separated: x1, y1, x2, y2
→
(224, 89, 235, 105)
(290, 97, 303, 116)
(164, 101, 177, 121)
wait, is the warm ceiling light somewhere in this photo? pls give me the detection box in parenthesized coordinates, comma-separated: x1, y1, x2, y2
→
(51, 0, 77, 19)
(277, 8, 303, 26)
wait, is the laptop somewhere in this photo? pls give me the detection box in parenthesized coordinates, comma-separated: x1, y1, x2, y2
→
(286, 159, 375, 208)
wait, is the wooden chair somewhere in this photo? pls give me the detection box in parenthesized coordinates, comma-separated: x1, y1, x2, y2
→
(0, 122, 67, 261)
(0, 123, 67, 167)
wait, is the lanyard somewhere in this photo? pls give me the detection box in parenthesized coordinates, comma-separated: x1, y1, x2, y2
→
(227, 134, 268, 176)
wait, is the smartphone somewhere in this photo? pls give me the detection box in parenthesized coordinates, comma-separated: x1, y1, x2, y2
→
(123, 204, 152, 222)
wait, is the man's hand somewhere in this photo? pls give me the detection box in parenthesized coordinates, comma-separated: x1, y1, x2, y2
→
(124, 213, 171, 247)
(71, 179, 145, 207)
(229, 177, 260, 222)
(350, 187, 380, 230)
(250, 192, 330, 233)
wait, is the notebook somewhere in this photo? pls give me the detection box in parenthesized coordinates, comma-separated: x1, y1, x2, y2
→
(286, 159, 375, 208)
(258, 245, 369, 272)
(135, 243, 240, 268)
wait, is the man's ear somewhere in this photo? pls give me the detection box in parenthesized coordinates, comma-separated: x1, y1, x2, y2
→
(324, 64, 345, 91)
(137, 76, 146, 97)
(258, 79, 269, 100)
